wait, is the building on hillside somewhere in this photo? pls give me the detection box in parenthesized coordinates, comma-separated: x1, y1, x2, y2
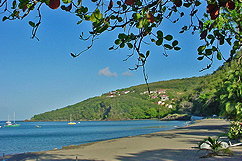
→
(151, 95, 158, 99)
(107, 94, 116, 98)
(109, 91, 119, 95)
(123, 91, 130, 94)
(157, 101, 165, 105)
(158, 89, 166, 94)
(160, 95, 169, 101)
(140, 91, 149, 94)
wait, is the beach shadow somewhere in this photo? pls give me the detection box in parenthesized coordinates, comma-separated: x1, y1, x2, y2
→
(1, 153, 39, 161)
(142, 124, 229, 139)
(183, 124, 229, 131)
(3, 153, 99, 161)
(115, 149, 240, 161)
(137, 124, 230, 149)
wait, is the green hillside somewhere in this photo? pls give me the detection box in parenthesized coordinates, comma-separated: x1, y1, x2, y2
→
(31, 51, 242, 121)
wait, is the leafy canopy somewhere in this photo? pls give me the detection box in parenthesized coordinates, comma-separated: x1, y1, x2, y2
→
(1, 0, 241, 70)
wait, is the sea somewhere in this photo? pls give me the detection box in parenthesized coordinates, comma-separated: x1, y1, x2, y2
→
(0, 120, 187, 156)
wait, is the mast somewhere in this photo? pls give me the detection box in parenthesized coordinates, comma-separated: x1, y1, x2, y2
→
(14, 112, 16, 124)
(7, 115, 11, 124)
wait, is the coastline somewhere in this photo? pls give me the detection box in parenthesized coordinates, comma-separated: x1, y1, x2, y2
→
(3, 119, 242, 161)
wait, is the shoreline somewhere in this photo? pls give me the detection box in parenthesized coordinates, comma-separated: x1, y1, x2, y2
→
(3, 119, 242, 160)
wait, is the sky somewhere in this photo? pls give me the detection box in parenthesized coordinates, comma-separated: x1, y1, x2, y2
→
(0, 2, 231, 121)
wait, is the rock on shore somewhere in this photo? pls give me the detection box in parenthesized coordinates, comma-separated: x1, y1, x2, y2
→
(160, 114, 191, 121)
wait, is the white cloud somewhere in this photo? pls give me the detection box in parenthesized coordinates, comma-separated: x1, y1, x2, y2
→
(98, 67, 118, 77)
(122, 71, 133, 76)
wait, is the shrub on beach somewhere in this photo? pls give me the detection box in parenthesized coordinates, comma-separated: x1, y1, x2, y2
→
(227, 121, 242, 141)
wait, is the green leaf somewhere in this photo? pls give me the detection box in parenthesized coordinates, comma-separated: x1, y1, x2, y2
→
(117, 1, 121, 6)
(61, 5, 67, 10)
(136, 20, 144, 29)
(208, 137, 215, 144)
(120, 42, 125, 48)
(219, 38, 224, 45)
(146, 50, 150, 58)
(118, 33, 126, 39)
(139, 53, 145, 58)
(174, 47, 181, 51)
(90, 14, 97, 22)
(97, 23, 109, 33)
(183, 2, 192, 8)
(205, 49, 213, 56)
(62, 0, 72, 4)
(29, 21, 35, 27)
(164, 35, 173, 41)
(117, 17, 122, 22)
(84, 15, 90, 21)
(115, 39, 121, 45)
(197, 45, 206, 53)
(109, 46, 114, 50)
(172, 40, 178, 47)
(164, 44, 173, 49)
(207, 34, 214, 39)
(127, 43, 133, 49)
(226, 38, 232, 45)
(77, 0, 82, 6)
(151, 39, 156, 42)
(90, 9, 102, 22)
(157, 30, 163, 39)
(133, 13, 141, 21)
(197, 56, 204, 60)
(217, 52, 222, 60)
(212, 46, 217, 52)
(12, 0, 17, 9)
(77, 20, 83, 25)
(233, 41, 240, 49)
(2, 16, 8, 22)
(122, 4, 127, 11)
(195, 1, 201, 6)
(156, 38, 163, 46)
(110, 15, 116, 20)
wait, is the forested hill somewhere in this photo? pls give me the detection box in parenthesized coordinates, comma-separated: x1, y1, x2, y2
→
(30, 51, 242, 121)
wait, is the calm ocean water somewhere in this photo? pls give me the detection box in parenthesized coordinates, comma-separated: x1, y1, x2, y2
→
(0, 120, 187, 156)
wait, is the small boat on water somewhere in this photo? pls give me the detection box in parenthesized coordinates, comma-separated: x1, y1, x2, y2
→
(35, 125, 41, 128)
(4, 113, 20, 127)
(68, 114, 76, 125)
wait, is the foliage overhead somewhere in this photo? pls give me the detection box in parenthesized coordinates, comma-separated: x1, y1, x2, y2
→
(1, 0, 241, 72)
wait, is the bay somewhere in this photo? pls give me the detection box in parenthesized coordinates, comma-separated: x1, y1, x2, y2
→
(0, 120, 187, 156)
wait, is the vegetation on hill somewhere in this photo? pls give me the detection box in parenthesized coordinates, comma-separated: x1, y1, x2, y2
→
(31, 51, 242, 121)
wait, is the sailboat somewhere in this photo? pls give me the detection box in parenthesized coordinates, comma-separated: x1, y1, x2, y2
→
(68, 114, 76, 125)
(4, 112, 20, 127)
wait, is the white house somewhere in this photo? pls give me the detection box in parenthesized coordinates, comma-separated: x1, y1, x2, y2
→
(160, 95, 169, 101)
(158, 89, 166, 94)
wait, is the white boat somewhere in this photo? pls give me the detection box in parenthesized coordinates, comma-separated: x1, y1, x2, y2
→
(4, 113, 20, 127)
(68, 114, 76, 125)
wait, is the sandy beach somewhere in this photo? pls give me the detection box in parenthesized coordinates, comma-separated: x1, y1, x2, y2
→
(3, 119, 242, 161)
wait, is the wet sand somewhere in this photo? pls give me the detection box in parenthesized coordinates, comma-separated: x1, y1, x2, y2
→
(3, 119, 242, 161)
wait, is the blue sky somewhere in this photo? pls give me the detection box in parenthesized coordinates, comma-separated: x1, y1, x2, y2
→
(0, 2, 231, 121)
